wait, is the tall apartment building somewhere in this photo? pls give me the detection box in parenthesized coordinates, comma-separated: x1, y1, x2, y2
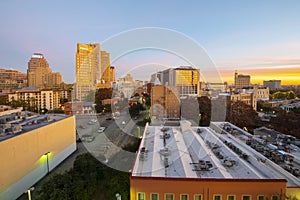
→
(75, 43, 100, 101)
(234, 70, 250, 89)
(27, 53, 62, 89)
(0, 68, 27, 90)
(150, 78, 180, 120)
(263, 80, 281, 90)
(152, 66, 200, 96)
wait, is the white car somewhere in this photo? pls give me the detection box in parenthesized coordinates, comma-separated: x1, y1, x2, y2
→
(91, 119, 97, 123)
(98, 127, 106, 133)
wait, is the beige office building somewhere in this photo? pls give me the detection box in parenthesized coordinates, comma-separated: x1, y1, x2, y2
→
(0, 68, 27, 90)
(234, 70, 250, 89)
(27, 53, 62, 89)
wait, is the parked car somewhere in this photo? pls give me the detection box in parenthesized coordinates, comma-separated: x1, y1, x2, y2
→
(79, 125, 87, 129)
(98, 127, 106, 133)
(81, 134, 94, 142)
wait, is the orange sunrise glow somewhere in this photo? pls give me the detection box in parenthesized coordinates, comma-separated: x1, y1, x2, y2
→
(219, 67, 300, 85)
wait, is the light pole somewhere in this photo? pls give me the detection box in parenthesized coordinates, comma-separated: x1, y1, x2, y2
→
(116, 193, 121, 200)
(44, 152, 50, 174)
(25, 187, 34, 200)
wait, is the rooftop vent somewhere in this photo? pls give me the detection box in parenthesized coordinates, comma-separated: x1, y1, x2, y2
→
(164, 157, 169, 168)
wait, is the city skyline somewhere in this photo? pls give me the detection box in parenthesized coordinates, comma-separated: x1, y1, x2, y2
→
(0, 1, 300, 84)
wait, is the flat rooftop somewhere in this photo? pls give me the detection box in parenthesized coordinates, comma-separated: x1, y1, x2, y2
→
(0, 111, 70, 142)
(132, 121, 300, 186)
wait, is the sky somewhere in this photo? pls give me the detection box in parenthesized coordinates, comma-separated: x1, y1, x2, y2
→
(0, 0, 300, 84)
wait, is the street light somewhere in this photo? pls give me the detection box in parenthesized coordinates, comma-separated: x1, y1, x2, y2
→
(25, 187, 34, 200)
(43, 152, 50, 174)
(116, 193, 121, 200)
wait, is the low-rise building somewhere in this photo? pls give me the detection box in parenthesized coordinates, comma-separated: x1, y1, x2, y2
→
(0, 108, 76, 200)
(219, 90, 257, 110)
(63, 101, 95, 115)
(131, 121, 300, 200)
(263, 80, 281, 90)
(151, 79, 180, 120)
(0, 68, 27, 90)
(5, 88, 72, 111)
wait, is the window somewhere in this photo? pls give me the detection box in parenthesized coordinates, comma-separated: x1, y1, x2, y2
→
(242, 196, 251, 200)
(151, 193, 158, 200)
(271, 196, 279, 200)
(258, 196, 265, 200)
(181, 194, 188, 200)
(138, 192, 145, 200)
(165, 194, 174, 200)
(227, 195, 235, 200)
(214, 195, 222, 200)
(194, 194, 202, 200)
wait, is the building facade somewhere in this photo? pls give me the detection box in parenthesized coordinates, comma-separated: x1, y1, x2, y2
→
(0, 68, 27, 90)
(152, 66, 200, 97)
(234, 71, 250, 89)
(27, 53, 62, 89)
(130, 121, 299, 200)
(220, 91, 257, 110)
(76, 43, 101, 101)
(97, 51, 115, 89)
(151, 82, 180, 120)
(117, 73, 139, 98)
(0, 110, 76, 200)
(6, 89, 72, 111)
(263, 80, 281, 90)
(249, 87, 270, 101)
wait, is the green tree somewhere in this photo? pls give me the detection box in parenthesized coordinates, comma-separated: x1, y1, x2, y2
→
(95, 88, 113, 105)
(269, 108, 300, 138)
(129, 103, 144, 117)
(226, 101, 260, 133)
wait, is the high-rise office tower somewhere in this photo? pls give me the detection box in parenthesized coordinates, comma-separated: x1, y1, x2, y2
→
(97, 50, 115, 89)
(152, 66, 200, 96)
(75, 43, 100, 101)
(234, 70, 250, 89)
(27, 53, 62, 89)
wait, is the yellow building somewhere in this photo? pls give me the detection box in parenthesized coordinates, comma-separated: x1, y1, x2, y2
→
(27, 53, 62, 89)
(0, 109, 76, 200)
(153, 66, 200, 96)
(76, 43, 100, 101)
(97, 51, 115, 89)
(175, 67, 199, 96)
(234, 70, 251, 89)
